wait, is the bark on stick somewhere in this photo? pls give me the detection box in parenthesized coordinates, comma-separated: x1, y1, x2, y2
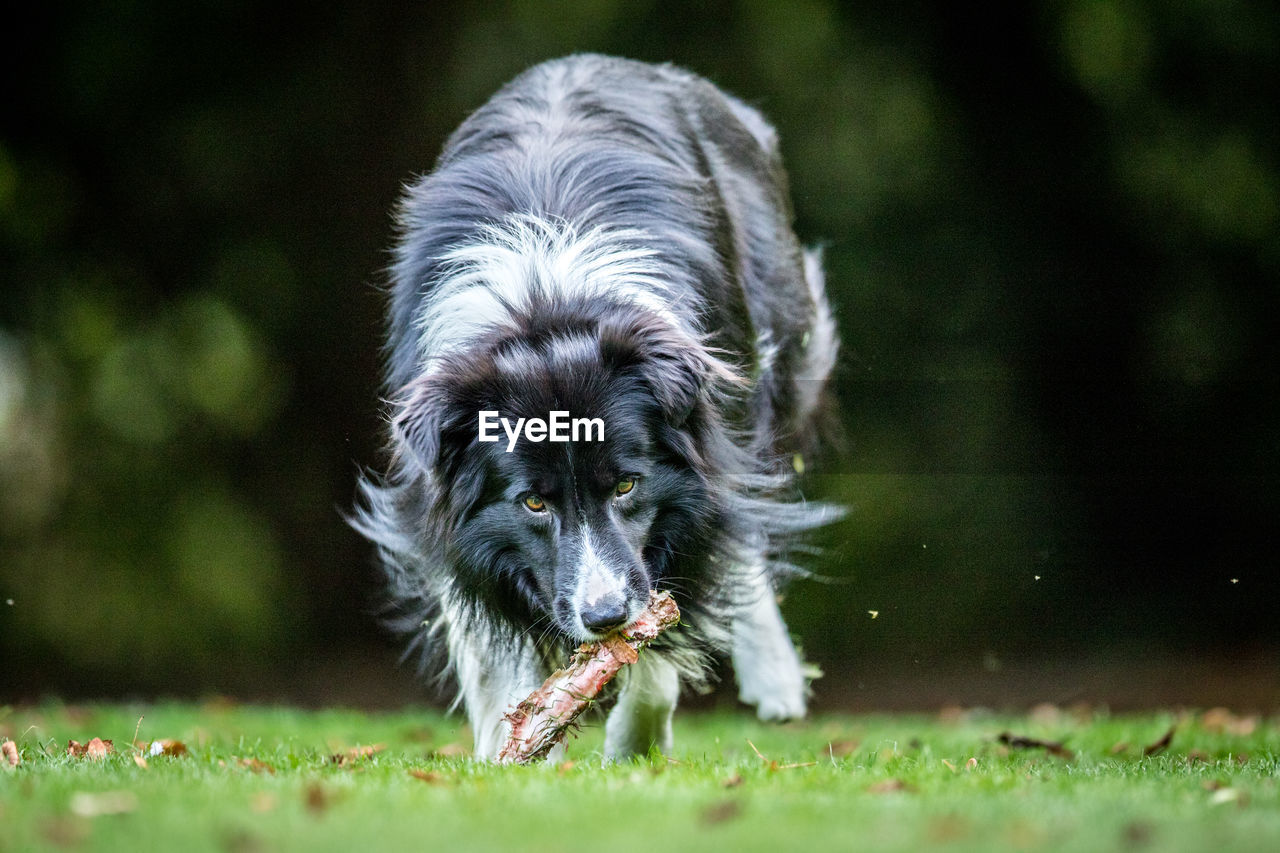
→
(497, 590, 680, 764)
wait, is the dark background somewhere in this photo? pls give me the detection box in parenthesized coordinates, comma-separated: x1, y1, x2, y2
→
(3, 0, 1277, 709)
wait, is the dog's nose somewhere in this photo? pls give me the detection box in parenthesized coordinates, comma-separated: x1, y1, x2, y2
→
(580, 599, 628, 633)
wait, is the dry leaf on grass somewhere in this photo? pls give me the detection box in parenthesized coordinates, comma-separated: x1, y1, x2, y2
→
(145, 739, 189, 758)
(330, 744, 385, 765)
(1200, 708, 1258, 736)
(235, 757, 276, 774)
(700, 801, 742, 825)
(305, 783, 332, 814)
(826, 739, 859, 757)
(996, 732, 1075, 760)
(1143, 725, 1175, 757)
(67, 738, 113, 760)
(409, 769, 444, 784)
(2, 740, 18, 767)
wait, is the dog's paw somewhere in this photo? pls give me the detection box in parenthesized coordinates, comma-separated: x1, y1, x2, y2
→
(751, 690, 807, 722)
(737, 666, 807, 722)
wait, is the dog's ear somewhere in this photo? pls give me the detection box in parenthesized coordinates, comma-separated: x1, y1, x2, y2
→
(600, 317, 734, 426)
(392, 373, 461, 475)
(641, 343, 709, 426)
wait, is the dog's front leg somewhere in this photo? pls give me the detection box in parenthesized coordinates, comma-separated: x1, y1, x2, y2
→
(448, 627, 551, 761)
(732, 568, 808, 721)
(603, 652, 679, 761)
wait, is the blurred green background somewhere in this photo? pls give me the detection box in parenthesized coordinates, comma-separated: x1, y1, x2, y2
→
(3, 0, 1277, 707)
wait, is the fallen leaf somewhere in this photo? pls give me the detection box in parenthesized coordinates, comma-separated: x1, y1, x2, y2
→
(146, 739, 189, 758)
(223, 829, 265, 853)
(997, 731, 1075, 760)
(1122, 822, 1153, 846)
(2, 740, 18, 767)
(409, 769, 443, 784)
(965, 757, 978, 770)
(236, 757, 275, 774)
(1143, 725, 1175, 757)
(132, 754, 148, 770)
(556, 760, 575, 774)
(827, 739, 860, 757)
(1200, 708, 1258, 736)
(305, 783, 332, 814)
(700, 800, 742, 825)
(67, 738, 114, 760)
(70, 791, 137, 817)
(330, 744, 385, 765)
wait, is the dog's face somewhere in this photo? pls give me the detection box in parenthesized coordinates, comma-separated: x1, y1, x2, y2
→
(396, 314, 719, 641)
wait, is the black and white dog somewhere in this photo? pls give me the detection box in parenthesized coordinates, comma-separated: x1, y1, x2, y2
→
(355, 55, 840, 760)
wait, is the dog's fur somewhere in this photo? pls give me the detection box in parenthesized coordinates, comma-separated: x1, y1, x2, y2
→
(353, 55, 840, 761)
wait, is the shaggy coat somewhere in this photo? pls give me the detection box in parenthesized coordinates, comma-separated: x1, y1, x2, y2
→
(354, 55, 839, 760)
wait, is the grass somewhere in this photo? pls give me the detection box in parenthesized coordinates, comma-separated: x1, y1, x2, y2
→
(2, 702, 1278, 852)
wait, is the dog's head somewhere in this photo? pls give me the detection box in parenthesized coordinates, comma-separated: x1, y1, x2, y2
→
(393, 310, 730, 641)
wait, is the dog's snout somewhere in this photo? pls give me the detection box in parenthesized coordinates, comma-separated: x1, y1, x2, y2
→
(579, 596, 628, 633)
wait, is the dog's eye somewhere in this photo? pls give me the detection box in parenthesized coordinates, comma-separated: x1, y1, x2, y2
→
(614, 478, 636, 497)
(523, 495, 546, 512)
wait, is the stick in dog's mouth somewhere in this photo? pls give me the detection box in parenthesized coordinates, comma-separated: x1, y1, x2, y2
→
(497, 590, 681, 764)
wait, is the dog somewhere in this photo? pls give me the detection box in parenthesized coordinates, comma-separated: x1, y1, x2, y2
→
(354, 54, 840, 761)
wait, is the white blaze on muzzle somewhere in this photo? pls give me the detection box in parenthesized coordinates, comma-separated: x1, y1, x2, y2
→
(573, 530, 627, 613)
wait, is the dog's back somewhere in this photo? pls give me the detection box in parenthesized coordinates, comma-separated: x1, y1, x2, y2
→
(387, 54, 835, 451)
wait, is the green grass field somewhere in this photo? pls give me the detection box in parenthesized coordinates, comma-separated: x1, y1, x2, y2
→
(2, 702, 1277, 852)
